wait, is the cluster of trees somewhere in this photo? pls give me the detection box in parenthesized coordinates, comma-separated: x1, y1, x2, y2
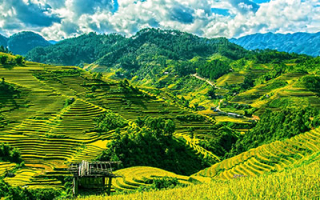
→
(197, 59, 231, 80)
(227, 107, 320, 158)
(254, 63, 289, 85)
(176, 114, 206, 122)
(0, 180, 62, 200)
(301, 75, 320, 93)
(0, 55, 24, 65)
(175, 61, 196, 76)
(0, 143, 22, 164)
(94, 112, 128, 134)
(246, 49, 305, 64)
(296, 56, 320, 73)
(97, 116, 210, 175)
(135, 116, 176, 137)
(0, 78, 20, 96)
(198, 125, 239, 158)
(142, 177, 186, 191)
(26, 32, 127, 66)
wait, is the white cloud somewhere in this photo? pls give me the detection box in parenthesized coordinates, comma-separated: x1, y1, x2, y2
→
(0, 0, 319, 40)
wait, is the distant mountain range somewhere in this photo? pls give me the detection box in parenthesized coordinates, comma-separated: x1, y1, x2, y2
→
(0, 31, 52, 55)
(2, 30, 320, 58)
(230, 32, 320, 57)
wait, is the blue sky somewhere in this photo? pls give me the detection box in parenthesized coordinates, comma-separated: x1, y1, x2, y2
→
(0, 0, 319, 40)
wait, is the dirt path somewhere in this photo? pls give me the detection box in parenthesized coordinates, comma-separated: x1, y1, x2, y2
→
(191, 74, 220, 89)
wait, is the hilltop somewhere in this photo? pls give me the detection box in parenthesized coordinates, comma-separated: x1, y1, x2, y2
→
(230, 32, 320, 57)
(7, 31, 51, 56)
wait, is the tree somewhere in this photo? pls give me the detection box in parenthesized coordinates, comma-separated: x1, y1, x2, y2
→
(15, 56, 24, 65)
(164, 120, 175, 137)
(207, 87, 216, 99)
(242, 77, 254, 89)
(0, 55, 8, 64)
(91, 85, 97, 92)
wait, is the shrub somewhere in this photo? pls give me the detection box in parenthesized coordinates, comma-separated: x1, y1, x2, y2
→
(15, 56, 24, 65)
(95, 112, 128, 133)
(0, 143, 23, 164)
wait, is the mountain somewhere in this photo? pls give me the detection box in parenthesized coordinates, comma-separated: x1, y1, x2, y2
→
(7, 31, 51, 55)
(26, 28, 248, 68)
(93, 28, 248, 71)
(230, 32, 320, 57)
(0, 34, 7, 47)
(26, 32, 127, 66)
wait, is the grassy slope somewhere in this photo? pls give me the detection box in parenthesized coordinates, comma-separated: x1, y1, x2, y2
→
(196, 127, 320, 179)
(110, 166, 211, 191)
(77, 153, 320, 200)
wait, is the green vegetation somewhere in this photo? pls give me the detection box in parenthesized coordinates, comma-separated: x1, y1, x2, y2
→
(2, 28, 320, 199)
(0, 78, 20, 96)
(0, 180, 62, 200)
(26, 32, 126, 66)
(227, 107, 320, 158)
(97, 117, 210, 175)
(0, 55, 8, 64)
(79, 157, 320, 199)
(197, 59, 231, 80)
(0, 143, 22, 164)
(176, 114, 206, 122)
(94, 112, 128, 133)
(300, 75, 320, 93)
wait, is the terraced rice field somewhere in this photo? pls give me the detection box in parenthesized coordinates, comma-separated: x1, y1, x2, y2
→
(195, 127, 320, 179)
(79, 158, 320, 200)
(0, 162, 16, 177)
(216, 72, 245, 86)
(231, 72, 319, 109)
(111, 166, 211, 191)
(0, 60, 217, 189)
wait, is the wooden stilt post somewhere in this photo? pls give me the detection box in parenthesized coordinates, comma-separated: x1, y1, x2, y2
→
(107, 177, 112, 196)
(102, 177, 105, 189)
(73, 176, 79, 197)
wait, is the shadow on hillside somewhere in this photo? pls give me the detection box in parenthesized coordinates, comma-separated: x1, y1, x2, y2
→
(1, 64, 16, 70)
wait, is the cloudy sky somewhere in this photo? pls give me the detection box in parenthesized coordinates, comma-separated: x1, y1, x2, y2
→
(0, 0, 319, 40)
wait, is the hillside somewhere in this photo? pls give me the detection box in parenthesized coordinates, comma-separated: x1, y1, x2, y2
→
(79, 156, 320, 199)
(7, 31, 51, 56)
(230, 32, 320, 57)
(0, 53, 221, 195)
(26, 33, 126, 66)
(26, 28, 248, 68)
(0, 34, 7, 47)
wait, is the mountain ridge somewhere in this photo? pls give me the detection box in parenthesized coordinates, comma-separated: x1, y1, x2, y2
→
(230, 32, 320, 57)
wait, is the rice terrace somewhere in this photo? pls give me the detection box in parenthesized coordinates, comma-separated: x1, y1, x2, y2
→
(0, 0, 320, 199)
